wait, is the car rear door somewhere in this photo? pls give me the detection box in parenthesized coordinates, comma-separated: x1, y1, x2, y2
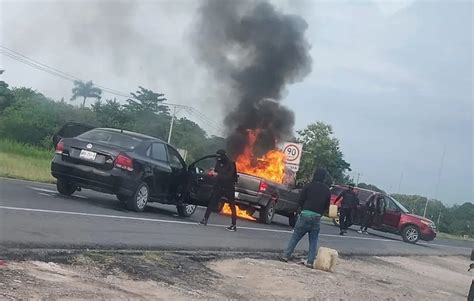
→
(166, 145, 187, 202)
(147, 142, 172, 199)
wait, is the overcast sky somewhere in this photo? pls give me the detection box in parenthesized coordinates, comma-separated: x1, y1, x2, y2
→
(0, 0, 472, 205)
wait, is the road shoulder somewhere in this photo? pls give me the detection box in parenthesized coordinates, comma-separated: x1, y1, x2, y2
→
(0, 249, 470, 300)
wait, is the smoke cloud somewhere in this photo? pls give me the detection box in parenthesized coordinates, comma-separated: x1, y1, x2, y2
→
(192, 0, 312, 159)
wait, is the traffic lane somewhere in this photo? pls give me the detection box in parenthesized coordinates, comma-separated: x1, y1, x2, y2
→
(0, 206, 471, 256)
(0, 178, 281, 229)
(1, 178, 472, 254)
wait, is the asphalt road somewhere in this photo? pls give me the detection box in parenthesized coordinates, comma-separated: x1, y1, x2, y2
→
(0, 178, 472, 256)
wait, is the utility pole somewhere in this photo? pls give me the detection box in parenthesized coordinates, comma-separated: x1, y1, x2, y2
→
(356, 173, 361, 185)
(167, 106, 177, 144)
(412, 196, 420, 213)
(425, 146, 446, 218)
(397, 172, 403, 194)
(423, 198, 430, 218)
(436, 210, 442, 226)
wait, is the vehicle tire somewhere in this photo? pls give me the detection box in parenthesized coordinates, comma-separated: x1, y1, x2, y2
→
(126, 182, 149, 212)
(289, 212, 298, 228)
(177, 204, 197, 217)
(259, 200, 276, 224)
(117, 194, 128, 203)
(56, 179, 76, 196)
(402, 225, 420, 244)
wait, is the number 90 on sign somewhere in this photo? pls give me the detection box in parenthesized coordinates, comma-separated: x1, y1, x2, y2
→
(283, 144, 301, 162)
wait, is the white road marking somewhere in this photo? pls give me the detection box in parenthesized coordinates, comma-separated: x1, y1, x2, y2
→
(28, 186, 57, 194)
(38, 192, 53, 197)
(0, 205, 471, 249)
(29, 186, 87, 199)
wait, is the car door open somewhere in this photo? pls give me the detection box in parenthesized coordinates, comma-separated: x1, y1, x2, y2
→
(382, 197, 402, 228)
(186, 155, 217, 206)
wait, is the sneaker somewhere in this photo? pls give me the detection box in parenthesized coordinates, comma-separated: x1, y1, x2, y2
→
(363, 231, 369, 235)
(339, 231, 344, 236)
(226, 225, 236, 232)
(357, 230, 363, 234)
(305, 263, 314, 269)
(198, 219, 207, 226)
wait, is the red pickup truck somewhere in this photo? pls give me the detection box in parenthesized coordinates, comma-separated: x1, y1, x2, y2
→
(331, 185, 437, 244)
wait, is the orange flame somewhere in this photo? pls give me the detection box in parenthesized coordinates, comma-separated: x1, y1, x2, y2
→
(221, 203, 256, 221)
(235, 129, 286, 184)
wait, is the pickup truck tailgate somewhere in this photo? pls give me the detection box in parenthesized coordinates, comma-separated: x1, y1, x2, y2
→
(236, 173, 260, 195)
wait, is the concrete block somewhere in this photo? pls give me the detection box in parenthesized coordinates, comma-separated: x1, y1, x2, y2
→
(314, 247, 338, 272)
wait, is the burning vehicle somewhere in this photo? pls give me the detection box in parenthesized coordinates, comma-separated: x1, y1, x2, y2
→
(188, 130, 302, 226)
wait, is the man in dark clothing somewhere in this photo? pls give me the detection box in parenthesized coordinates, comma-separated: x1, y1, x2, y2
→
(358, 195, 377, 234)
(279, 168, 331, 268)
(335, 184, 359, 235)
(199, 149, 238, 231)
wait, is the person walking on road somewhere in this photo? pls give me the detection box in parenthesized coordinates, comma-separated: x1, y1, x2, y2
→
(335, 184, 359, 236)
(358, 195, 376, 234)
(199, 149, 238, 231)
(279, 168, 331, 268)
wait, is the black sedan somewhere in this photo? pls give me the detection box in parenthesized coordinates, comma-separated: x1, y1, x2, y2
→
(51, 127, 197, 217)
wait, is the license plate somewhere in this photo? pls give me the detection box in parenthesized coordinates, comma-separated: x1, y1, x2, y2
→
(79, 149, 97, 161)
(234, 192, 240, 199)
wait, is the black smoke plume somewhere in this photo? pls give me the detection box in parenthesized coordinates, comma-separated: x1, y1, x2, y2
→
(192, 0, 312, 159)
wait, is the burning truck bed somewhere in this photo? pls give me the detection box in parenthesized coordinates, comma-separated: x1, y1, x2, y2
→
(232, 172, 301, 225)
(188, 156, 302, 226)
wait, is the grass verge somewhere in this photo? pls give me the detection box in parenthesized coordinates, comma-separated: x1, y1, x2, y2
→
(437, 232, 474, 242)
(0, 140, 54, 183)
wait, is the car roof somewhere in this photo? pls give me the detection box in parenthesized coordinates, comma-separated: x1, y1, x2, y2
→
(96, 128, 164, 143)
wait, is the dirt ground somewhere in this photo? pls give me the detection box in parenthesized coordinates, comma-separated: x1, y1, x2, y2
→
(0, 251, 471, 300)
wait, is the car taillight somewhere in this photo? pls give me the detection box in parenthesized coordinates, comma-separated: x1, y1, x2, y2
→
(259, 181, 268, 192)
(55, 140, 64, 155)
(115, 154, 134, 172)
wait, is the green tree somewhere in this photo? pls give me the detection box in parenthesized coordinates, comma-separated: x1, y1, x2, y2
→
(296, 122, 351, 184)
(124, 86, 168, 114)
(70, 80, 102, 107)
(0, 80, 14, 112)
(92, 99, 131, 128)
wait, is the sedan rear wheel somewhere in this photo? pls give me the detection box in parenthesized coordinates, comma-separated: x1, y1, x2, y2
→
(127, 182, 149, 212)
(56, 179, 76, 196)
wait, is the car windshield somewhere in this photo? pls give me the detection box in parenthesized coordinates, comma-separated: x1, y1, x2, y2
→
(389, 196, 410, 213)
(78, 129, 142, 150)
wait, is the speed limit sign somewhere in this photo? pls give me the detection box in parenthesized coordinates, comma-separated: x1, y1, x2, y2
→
(282, 143, 303, 164)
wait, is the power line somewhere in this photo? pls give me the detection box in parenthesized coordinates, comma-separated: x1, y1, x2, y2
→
(1, 45, 224, 133)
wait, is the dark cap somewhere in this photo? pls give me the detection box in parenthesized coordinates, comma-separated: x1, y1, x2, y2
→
(313, 168, 327, 182)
